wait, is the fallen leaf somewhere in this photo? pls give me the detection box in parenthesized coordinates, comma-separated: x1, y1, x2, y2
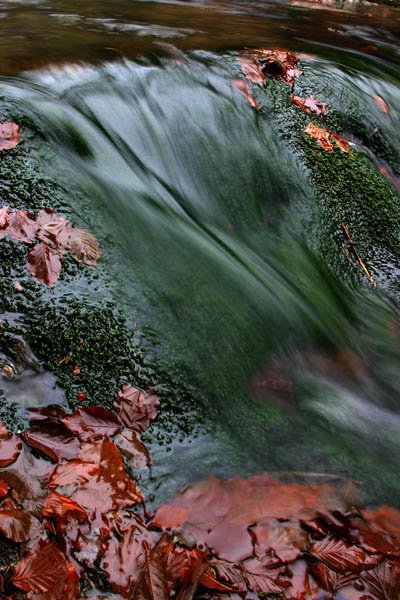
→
(113, 428, 152, 470)
(43, 490, 88, 534)
(36, 208, 71, 250)
(0, 508, 40, 542)
(231, 79, 260, 110)
(305, 123, 333, 152)
(62, 406, 120, 442)
(291, 94, 329, 117)
(5, 209, 38, 243)
(11, 540, 70, 594)
(0, 206, 9, 229)
(27, 242, 63, 287)
(332, 132, 350, 153)
(373, 94, 390, 114)
(0, 433, 22, 467)
(309, 536, 368, 573)
(114, 384, 160, 432)
(244, 48, 302, 86)
(0, 122, 21, 151)
(23, 421, 81, 463)
(237, 56, 266, 85)
(361, 559, 400, 600)
(66, 228, 101, 267)
(132, 534, 171, 600)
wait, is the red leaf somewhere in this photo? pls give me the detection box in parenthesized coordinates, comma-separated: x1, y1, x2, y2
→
(132, 534, 171, 600)
(51, 439, 143, 517)
(0, 444, 53, 517)
(11, 541, 70, 594)
(28, 405, 68, 423)
(0, 206, 9, 230)
(62, 406, 120, 442)
(5, 209, 38, 243)
(0, 433, 22, 467)
(231, 78, 260, 110)
(27, 242, 63, 287)
(250, 517, 307, 564)
(362, 506, 400, 546)
(0, 478, 9, 497)
(43, 490, 88, 534)
(291, 94, 329, 117)
(113, 428, 152, 470)
(309, 535, 368, 573)
(0, 122, 20, 151)
(237, 57, 266, 85)
(102, 515, 158, 595)
(361, 559, 400, 600)
(23, 421, 80, 462)
(114, 384, 160, 432)
(36, 208, 71, 250)
(0, 508, 40, 542)
(243, 48, 302, 86)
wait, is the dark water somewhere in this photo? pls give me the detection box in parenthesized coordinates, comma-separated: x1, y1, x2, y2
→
(0, 0, 400, 506)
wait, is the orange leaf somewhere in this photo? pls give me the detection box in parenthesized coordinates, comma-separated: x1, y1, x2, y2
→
(231, 79, 260, 110)
(305, 123, 333, 152)
(0, 122, 20, 151)
(373, 94, 390, 114)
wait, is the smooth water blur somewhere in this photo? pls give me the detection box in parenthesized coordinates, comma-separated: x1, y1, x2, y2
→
(0, 0, 400, 505)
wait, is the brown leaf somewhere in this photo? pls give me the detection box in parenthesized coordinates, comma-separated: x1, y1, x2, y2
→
(291, 94, 329, 117)
(0, 122, 20, 151)
(66, 228, 101, 267)
(0, 433, 22, 467)
(237, 56, 266, 85)
(0, 478, 10, 497)
(11, 540, 70, 594)
(0, 507, 40, 542)
(27, 242, 63, 287)
(331, 132, 350, 153)
(5, 209, 38, 243)
(250, 517, 307, 564)
(114, 384, 160, 432)
(231, 79, 260, 110)
(36, 208, 71, 250)
(0, 206, 9, 230)
(62, 406, 120, 442)
(102, 515, 158, 595)
(244, 48, 302, 86)
(309, 535, 368, 573)
(43, 490, 88, 534)
(23, 421, 80, 463)
(305, 123, 333, 152)
(113, 428, 152, 470)
(373, 94, 390, 114)
(132, 534, 171, 600)
(361, 559, 400, 600)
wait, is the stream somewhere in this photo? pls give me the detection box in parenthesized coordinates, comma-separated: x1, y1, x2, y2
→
(0, 0, 399, 509)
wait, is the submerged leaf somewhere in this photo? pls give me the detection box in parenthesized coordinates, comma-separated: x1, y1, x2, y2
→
(231, 79, 260, 110)
(63, 406, 120, 442)
(36, 208, 71, 250)
(0, 508, 40, 542)
(66, 228, 101, 267)
(11, 541, 70, 593)
(5, 209, 38, 243)
(309, 536, 368, 573)
(291, 94, 329, 117)
(23, 421, 80, 462)
(0, 433, 22, 467)
(27, 242, 63, 287)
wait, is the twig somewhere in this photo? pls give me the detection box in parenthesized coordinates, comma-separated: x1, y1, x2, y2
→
(341, 224, 377, 287)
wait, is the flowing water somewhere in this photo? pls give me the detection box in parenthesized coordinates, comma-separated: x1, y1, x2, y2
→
(0, 0, 400, 507)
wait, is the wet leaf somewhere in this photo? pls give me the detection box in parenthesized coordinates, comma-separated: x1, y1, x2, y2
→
(132, 534, 171, 600)
(66, 228, 101, 267)
(361, 559, 400, 600)
(305, 123, 333, 152)
(23, 421, 80, 462)
(0, 507, 40, 542)
(373, 94, 390, 114)
(0, 206, 9, 230)
(5, 209, 38, 243)
(309, 535, 368, 573)
(0, 478, 10, 497)
(0, 122, 21, 151)
(237, 57, 266, 85)
(11, 541, 70, 594)
(63, 406, 120, 442)
(43, 490, 88, 534)
(0, 444, 53, 517)
(291, 94, 329, 117)
(36, 208, 71, 250)
(27, 242, 63, 287)
(115, 384, 160, 432)
(250, 517, 307, 564)
(113, 428, 152, 470)
(244, 48, 302, 86)
(231, 79, 260, 110)
(0, 433, 22, 467)
(331, 132, 350, 153)
(102, 515, 157, 595)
